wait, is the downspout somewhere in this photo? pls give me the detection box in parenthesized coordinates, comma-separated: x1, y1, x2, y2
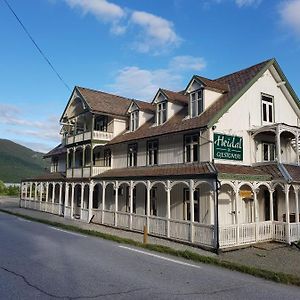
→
(215, 176, 221, 254)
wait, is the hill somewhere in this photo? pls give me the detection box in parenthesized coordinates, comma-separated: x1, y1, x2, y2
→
(0, 139, 50, 183)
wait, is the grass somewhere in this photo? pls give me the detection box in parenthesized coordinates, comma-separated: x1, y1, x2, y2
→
(1, 207, 300, 287)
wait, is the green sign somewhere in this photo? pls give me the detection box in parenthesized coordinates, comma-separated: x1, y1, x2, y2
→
(214, 133, 243, 161)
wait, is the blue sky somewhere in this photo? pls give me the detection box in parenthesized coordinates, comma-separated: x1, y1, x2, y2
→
(0, 0, 300, 152)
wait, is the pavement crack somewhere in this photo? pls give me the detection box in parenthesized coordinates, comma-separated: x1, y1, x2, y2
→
(1, 265, 148, 299)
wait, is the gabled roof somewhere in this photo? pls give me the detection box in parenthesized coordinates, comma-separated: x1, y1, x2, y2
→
(130, 99, 155, 114)
(186, 75, 229, 93)
(76, 86, 133, 117)
(108, 59, 274, 145)
(43, 144, 66, 158)
(161, 89, 189, 106)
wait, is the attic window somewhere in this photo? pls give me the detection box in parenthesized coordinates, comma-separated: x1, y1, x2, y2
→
(190, 90, 203, 117)
(157, 101, 167, 125)
(130, 110, 139, 131)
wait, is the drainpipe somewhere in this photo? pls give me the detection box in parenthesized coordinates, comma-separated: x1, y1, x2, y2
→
(215, 176, 220, 254)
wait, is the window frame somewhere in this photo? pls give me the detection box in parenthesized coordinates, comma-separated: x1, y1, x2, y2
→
(261, 94, 274, 124)
(130, 110, 139, 131)
(262, 142, 276, 162)
(189, 89, 204, 118)
(147, 139, 159, 166)
(183, 188, 200, 222)
(94, 115, 108, 132)
(157, 101, 167, 125)
(104, 149, 111, 167)
(127, 143, 138, 167)
(184, 133, 200, 163)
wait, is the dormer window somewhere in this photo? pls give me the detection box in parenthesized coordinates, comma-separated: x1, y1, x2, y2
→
(157, 101, 167, 125)
(262, 94, 274, 124)
(190, 90, 203, 117)
(130, 110, 139, 131)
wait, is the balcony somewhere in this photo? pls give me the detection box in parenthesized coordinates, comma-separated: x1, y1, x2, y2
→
(66, 130, 114, 145)
(66, 166, 111, 178)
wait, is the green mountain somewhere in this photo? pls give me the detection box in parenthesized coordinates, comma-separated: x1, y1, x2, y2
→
(0, 139, 50, 183)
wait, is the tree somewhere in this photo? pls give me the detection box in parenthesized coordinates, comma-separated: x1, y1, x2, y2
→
(0, 180, 6, 195)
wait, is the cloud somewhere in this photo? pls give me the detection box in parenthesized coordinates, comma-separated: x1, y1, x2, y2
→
(0, 103, 60, 144)
(279, 0, 300, 36)
(109, 55, 206, 100)
(235, 0, 262, 7)
(64, 0, 126, 34)
(130, 11, 181, 53)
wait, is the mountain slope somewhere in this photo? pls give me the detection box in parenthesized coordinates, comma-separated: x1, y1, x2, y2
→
(0, 139, 49, 183)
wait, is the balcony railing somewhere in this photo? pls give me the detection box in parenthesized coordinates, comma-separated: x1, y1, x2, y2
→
(66, 130, 113, 145)
(66, 166, 111, 178)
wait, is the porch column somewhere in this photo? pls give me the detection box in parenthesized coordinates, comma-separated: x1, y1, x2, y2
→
(39, 183, 43, 211)
(253, 189, 259, 242)
(166, 180, 171, 238)
(129, 181, 133, 230)
(101, 181, 106, 224)
(45, 183, 49, 203)
(88, 181, 94, 222)
(270, 189, 274, 221)
(295, 186, 299, 224)
(66, 149, 69, 171)
(35, 182, 38, 201)
(189, 179, 194, 243)
(285, 184, 291, 244)
(51, 182, 55, 213)
(80, 184, 84, 220)
(59, 183, 63, 215)
(276, 126, 282, 163)
(71, 183, 75, 219)
(29, 182, 33, 200)
(82, 145, 86, 177)
(64, 183, 69, 217)
(296, 133, 299, 166)
(146, 180, 151, 232)
(114, 181, 119, 227)
(235, 189, 240, 245)
(72, 147, 76, 177)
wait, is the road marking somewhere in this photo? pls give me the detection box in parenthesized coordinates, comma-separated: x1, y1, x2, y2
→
(17, 218, 32, 223)
(119, 245, 202, 269)
(49, 227, 87, 238)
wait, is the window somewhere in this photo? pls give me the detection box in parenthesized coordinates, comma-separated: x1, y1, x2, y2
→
(263, 143, 276, 161)
(130, 110, 139, 131)
(104, 149, 111, 167)
(147, 140, 159, 165)
(127, 143, 138, 167)
(184, 188, 200, 222)
(157, 101, 167, 125)
(190, 90, 203, 117)
(94, 116, 108, 131)
(52, 157, 58, 172)
(184, 134, 199, 163)
(262, 94, 274, 123)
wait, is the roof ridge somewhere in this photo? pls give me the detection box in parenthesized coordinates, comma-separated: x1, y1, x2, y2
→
(215, 58, 273, 81)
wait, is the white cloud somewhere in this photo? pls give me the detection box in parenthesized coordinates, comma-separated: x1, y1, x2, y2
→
(109, 55, 206, 100)
(279, 0, 300, 36)
(64, 0, 126, 35)
(130, 11, 181, 53)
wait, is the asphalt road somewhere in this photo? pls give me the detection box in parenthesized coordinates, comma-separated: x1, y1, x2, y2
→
(0, 212, 299, 300)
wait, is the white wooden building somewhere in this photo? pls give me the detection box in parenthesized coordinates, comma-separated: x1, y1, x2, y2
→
(20, 58, 300, 251)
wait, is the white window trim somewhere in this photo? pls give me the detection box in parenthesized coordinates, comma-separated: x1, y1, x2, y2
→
(156, 101, 167, 125)
(261, 93, 274, 124)
(130, 110, 139, 132)
(189, 89, 203, 118)
(262, 142, 276, 162)
(184, 134, 200, 163)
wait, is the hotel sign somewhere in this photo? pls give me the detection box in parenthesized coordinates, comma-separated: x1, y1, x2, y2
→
(214, 133, 243, 161)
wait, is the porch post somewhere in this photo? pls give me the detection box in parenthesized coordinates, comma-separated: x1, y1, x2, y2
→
(253, 189, 259, 242)
(276, 126, 281, 163)
(295, 186, 299, 224)
(146, 180, 151, 232)
(71, 183, 75, 219)
(72, 147, 76, 177)
(296, 133, 299, 166)
(64, 183, 69, 217)
(166, 180, 171, 238)
(285, 184, 290, 244)
(66, 149, 69, 171)
(82, 145, 85, 177)
(102, 181, 106, 224)
(88, 181, 94, 222)
(235, 188, 240, 245)
(59, 183, 62, 215)
(129, 181, 133, 230)
(80, 183, 84, 220)
(51, 182, 55, 213)
(29, 182, 33, 200)
(39, 183, 43, 210)
(189, 179, 194, 243)
(270, 189, 274, 221)
(35, 182, 38, 201)
(114, 181, 119, 227)
(45, 182, 49, 203)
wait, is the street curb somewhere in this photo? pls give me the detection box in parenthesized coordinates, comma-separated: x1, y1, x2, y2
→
(1, 208, 300, 287)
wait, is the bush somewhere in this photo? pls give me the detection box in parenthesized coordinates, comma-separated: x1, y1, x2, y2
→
(0, 180, 20, 196)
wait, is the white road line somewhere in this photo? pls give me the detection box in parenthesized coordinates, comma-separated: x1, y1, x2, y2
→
(119, 245, 202, 269)
(49, 227, 87, 238)
(17, 218, 32, 223)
